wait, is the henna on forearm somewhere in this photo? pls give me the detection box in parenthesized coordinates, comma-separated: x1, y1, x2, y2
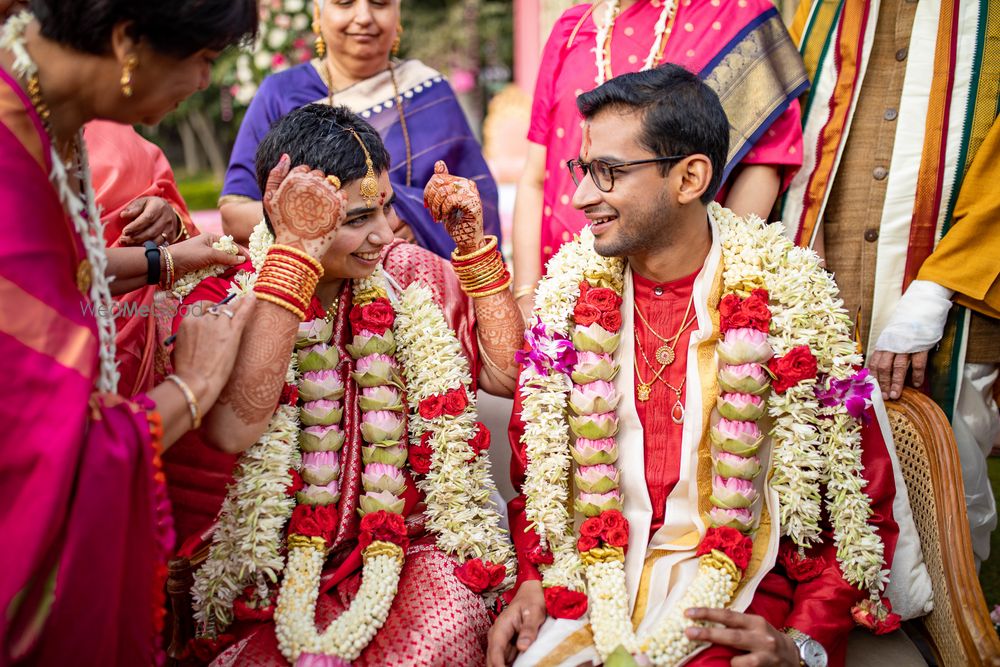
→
(212, 301, 298, 431)
(473, 289, 525, 397)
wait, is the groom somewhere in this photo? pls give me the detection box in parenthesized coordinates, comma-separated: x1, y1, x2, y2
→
(491, 65, 905, 667)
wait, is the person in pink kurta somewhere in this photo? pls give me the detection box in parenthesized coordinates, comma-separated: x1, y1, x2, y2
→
(512, 0, 808, 313)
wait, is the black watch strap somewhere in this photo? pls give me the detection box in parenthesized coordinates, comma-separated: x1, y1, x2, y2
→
(143, 240, 161, 285)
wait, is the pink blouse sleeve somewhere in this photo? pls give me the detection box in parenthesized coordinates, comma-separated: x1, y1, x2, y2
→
(528, 8, 589, 145)
(737, 99, 804, 191)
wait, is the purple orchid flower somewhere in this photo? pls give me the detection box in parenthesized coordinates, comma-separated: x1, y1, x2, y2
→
(516, 319, 578, 376)
(815, 368, 876, 422)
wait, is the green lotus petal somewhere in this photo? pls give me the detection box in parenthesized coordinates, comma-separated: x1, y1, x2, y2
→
(362, 444, 408, 467)
(300, 406, 344, 427)
(568, 415, 618, 439)
(358, 494, 405, 516)
(573, 474, 618, 494)
(299, 429, 345, 453)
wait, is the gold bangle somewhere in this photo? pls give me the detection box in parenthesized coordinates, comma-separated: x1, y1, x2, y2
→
(513, 284, 535, 300)
(166, 374, 201, 429)
(255, 290, 307, 320)
(468, 275, 513, 299)
(451, 235, 498, 263)
(269, 244, 324, 277)
(160, 245, 175, 290)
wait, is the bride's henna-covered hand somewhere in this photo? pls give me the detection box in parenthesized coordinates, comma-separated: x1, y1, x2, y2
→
(263, 153, 348, 260)
(423, 160, 484, 253)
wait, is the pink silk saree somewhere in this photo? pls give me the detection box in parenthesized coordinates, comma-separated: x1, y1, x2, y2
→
(0, 70, 173, 665)
(530, 0, 807, 264)
(163, 242, 490, 665)
(85, 120, 198, 398)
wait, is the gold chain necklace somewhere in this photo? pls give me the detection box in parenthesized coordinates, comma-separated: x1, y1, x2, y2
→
(318, 58, 413, 187)
(634, 293, 696, 365)
(634, 339, 686, 423)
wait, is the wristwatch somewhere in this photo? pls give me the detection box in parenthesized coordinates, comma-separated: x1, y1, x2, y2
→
(783, 627, 827, 667)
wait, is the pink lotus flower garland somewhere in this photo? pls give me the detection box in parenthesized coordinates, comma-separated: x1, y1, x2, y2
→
(566, 278, 638, 656)
(294, 323, 346, 518)
(704, 289, 773, 577)
(348, 296, 407, 521)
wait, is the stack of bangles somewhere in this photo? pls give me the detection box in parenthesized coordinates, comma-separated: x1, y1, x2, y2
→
(253, 244, 324, 320)
(451, 235, 511, 298)
(158, 245, 175, 290)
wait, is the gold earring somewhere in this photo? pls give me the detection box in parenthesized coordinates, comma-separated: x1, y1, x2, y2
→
(120, 53, 138, 97)
(313, 7, 326, 58)
(392, 22, 402, 56)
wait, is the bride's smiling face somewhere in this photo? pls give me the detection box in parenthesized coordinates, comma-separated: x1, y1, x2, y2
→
(320, 169, 396, 280)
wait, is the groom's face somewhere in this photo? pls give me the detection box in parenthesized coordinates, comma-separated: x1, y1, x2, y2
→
(571, 109, 676, 260)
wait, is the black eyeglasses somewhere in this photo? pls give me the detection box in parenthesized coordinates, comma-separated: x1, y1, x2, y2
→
(567, 155, 688, 192)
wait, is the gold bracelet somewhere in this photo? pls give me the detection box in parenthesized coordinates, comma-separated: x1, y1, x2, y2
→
(451, 235, 498, 263)
(166, 374, 201, 429)
(468, 275, 513, 299)
(513, 284, 535, 300)
(255, 289, 307, 320)
(159, 245, 175, 290)
(169, 209, 189, 244)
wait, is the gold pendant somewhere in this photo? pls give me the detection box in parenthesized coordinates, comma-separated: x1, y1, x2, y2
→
(655, 344, 675, 366)
(76, 259, 92, 295)
(670, 399, 685, 424)
(637, 383, 652, 402)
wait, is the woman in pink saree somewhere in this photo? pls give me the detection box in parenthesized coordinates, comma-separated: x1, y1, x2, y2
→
(511, 0, 809, 312)
(0, 3, 257, 665)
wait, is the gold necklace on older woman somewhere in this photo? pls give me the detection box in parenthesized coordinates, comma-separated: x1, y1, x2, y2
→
(317, 59, 413, 187)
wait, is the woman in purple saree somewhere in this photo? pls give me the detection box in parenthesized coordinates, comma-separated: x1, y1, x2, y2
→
(219, 0, 500, 258)
(0, 3, 258, 664)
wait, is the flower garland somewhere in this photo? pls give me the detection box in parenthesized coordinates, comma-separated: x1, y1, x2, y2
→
(518, 204, 890, 664)
(393, 283, 515, 592)
(517, 228, 624, 599)
(275, 267, 408, 663)
(593, 0, 677, 85)
(170, 235, 242, 300)
(192, 221, 514, 661)
(2, 12, 118, 392)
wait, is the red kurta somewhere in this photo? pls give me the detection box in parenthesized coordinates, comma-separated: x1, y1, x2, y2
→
(506, 268, 900, 666)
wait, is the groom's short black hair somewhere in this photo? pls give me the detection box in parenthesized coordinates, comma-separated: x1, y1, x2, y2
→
(254, 104, 391, 198)
(576, 64, 730, 203)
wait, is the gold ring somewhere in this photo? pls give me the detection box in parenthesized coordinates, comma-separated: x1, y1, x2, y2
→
(327, 175, 341, 189)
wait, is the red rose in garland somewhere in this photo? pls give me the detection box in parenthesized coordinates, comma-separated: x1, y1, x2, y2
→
(358, 510, 409, 550)
(285, 468, 304, 497)
(577, 534, 600, 552)
(454, 558, 506, 593)
(600, 309, 623, 333)
(467, 422, 491, 458)
(544, 585, 588, 619)
(303, 298, 326, 322)
(289, 504, 339, 545)
(408, 432, 433, 475)
(442, 387, 469, 415)
(778, 541, 826, 582)
(279, 382, 299, 407)
(581, 286, 622, 312)
(573, 302, 601, 327)
(769, 345, 819, 394)
(526, 545, 554, 565)
(696, 526, 754, 571)
(720, 290, 771, 333)
(349, 296, 394, 335)
(418, 394, 446, 419)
